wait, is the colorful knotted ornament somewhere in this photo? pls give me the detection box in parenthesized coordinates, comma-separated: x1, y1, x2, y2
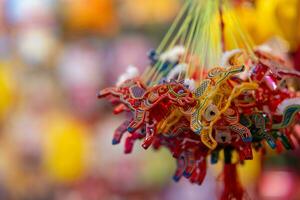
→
(98, 0, 300, 199)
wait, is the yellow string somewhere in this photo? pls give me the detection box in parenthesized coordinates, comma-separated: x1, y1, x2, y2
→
(143, 0, 258, 87)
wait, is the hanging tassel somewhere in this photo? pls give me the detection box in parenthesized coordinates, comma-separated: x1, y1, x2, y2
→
(221, 163, 245, 200)
(221, 147, 245, 200)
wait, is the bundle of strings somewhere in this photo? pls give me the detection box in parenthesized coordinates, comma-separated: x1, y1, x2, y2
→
(98, 0, 300, 199)
(143, 0, 255, 85)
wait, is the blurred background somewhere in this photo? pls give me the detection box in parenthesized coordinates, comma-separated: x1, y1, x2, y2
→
(0, 0, 299, 199)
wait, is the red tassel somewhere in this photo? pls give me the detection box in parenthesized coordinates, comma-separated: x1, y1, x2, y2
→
(221, 163, 244, 200)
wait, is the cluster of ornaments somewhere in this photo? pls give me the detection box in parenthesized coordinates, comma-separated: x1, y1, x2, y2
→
(98, 46, 300, 199)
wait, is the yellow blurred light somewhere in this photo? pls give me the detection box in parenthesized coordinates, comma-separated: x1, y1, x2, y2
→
(0, 63, 15, 120)
(43, 114, 89, 182)
(234, 0, 300, 51)
(121, 0, 181, 25)
(62, 0, 118, 35)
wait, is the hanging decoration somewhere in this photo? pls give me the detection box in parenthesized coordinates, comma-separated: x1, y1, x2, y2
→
(98, 0, 300, 199)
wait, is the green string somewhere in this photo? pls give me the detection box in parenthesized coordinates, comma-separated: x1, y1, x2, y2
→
(144, 0, 257, 86)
